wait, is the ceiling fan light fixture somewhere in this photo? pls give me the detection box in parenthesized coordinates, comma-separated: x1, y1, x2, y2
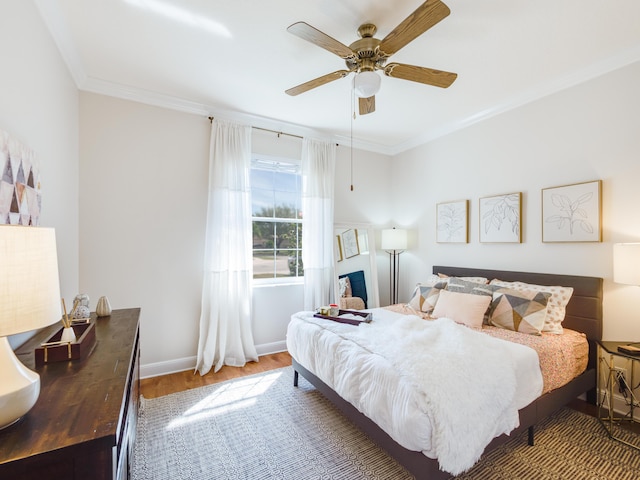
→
(353, 71, 381, 98)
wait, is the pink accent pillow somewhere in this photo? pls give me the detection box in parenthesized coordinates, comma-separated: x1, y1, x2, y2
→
(431, 289, 491, 329)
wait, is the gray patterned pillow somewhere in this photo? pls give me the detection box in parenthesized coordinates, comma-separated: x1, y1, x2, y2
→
(446, 277, 500, 297)
(489, 288, 551, 335)
(489, 280, 573, 334)
(407, 283, 444, 313)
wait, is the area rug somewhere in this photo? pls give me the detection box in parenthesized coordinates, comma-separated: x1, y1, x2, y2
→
(131, 367, 640, 480)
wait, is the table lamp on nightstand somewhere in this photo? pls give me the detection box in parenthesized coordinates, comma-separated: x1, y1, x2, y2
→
(0, 226, 61, 429)
(613, 242, 640, 355)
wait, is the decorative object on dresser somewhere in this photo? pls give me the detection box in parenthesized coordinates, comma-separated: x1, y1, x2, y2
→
(34, 320, 96, 366)
(381, 227, 407, 304)
(96, 295, 112, 317)
(0, 225, 61, 430)
(72, 293, 91, 319)
(542, 180, 602, 243)
(0, 308, 141, 480)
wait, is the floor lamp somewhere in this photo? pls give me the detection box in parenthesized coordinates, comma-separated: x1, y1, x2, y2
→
(381, 228, 407, 305)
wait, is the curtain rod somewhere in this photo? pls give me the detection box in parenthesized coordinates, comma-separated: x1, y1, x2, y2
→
(207, 116, 338, 146)
(208, 116, 302, 140)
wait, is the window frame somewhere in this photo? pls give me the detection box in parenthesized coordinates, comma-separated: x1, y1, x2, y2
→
(251, 153, 303, 286)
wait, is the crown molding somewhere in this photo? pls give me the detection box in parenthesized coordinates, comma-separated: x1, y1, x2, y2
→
(34, 0, 87, 87)
(393, 44, 640, 155)
(35, 1, 640, 158)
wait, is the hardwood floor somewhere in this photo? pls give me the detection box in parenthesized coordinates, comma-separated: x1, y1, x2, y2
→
(140, 351, 292, 398)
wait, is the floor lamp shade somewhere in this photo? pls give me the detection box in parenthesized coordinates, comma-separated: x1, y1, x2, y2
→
(0, 226, 61, 429)
(381, 228, 407, 252)
(613, 243, 640, 286)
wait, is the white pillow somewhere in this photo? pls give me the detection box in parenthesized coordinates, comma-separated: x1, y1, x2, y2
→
(338, 277, 349, 297)
(489, 279, 573, 334)
(431, 289, 491, 329)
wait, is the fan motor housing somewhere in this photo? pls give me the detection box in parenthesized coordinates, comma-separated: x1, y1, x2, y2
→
(347, 24, 384, 72)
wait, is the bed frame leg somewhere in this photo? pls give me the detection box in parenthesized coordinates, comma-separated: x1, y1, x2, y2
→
(293, 370, 299, 387)
(528, 426, 534, 446)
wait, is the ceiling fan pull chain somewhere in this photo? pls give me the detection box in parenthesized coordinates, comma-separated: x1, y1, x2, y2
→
(350, 86, 355, 191)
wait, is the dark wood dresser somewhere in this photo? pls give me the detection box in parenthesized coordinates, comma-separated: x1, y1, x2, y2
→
(0, 308, 141, 480)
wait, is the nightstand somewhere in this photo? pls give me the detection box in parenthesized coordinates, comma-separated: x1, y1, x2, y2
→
(597, 340, 640, 450)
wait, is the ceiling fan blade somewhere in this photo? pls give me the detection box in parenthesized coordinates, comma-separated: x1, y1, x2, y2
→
(285, 70, 351, 96)
(378, 0, 450, 57)
(384, 63, 457, 88)
(287, 22, 357, 61)
(358, 96, 376, 115)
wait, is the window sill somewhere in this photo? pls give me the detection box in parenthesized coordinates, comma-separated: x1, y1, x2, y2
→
(253, 279, 304, 288)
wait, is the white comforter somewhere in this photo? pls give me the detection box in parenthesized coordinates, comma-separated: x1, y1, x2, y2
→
(286, 308, 543, 475)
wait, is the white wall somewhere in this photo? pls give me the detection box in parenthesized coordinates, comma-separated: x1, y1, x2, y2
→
(79, 100, 393, 373)
(1, 1, 80, 347)
(392, 61, 640, 342)
(79, 92, 210, 370)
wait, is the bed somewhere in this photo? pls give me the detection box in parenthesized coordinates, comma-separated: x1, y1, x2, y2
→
(286, 266, 603, 479)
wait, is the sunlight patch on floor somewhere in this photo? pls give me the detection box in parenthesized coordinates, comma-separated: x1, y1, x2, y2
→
(166, 370, 283, 429)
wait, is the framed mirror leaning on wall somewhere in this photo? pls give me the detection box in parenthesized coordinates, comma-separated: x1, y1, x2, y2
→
(334, 223, 380, 309)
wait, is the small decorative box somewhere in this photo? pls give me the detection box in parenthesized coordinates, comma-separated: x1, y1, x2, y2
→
(35, 322, 97, 366)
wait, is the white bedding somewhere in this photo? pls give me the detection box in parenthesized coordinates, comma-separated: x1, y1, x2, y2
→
(286, 308, 544, 475)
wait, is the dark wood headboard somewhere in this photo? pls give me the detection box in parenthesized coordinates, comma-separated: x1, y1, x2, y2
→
(433, 266, 603, 367)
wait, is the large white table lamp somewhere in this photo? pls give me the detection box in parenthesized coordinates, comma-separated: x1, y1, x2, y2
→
(0, 226, 61, 429)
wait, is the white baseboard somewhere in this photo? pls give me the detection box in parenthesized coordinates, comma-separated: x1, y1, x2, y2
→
(140, 355, 197, 379)
(255, 340, 287, 357)
(140, 341, 287, 379)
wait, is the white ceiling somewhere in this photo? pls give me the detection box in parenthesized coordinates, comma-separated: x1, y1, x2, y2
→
(36, 0, 640, 155)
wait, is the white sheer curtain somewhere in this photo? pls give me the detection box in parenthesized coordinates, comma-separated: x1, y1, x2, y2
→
(301, 138, 336, 311)
(196, 119, 258, 375)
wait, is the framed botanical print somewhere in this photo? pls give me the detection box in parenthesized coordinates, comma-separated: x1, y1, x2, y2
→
(542, 180, 602, 242)
(436, 200, 468, 243)
(341, 229, 360, 258)
(479, 192, 522, 243)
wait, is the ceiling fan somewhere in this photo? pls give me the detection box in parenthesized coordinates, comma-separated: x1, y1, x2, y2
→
(284, 0, 457, 115)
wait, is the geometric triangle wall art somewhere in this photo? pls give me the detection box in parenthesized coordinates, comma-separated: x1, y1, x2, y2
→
(0, 128, 41, 226)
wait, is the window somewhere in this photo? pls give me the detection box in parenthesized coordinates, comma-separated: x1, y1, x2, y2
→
(251, 155, 303, 281)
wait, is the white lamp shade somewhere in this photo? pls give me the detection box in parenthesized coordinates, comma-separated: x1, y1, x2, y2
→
(0, 226, 61, 336)
(613, 243, 640, 286)
(353, 71, 381, 98)
(381, 228, 407, 251)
